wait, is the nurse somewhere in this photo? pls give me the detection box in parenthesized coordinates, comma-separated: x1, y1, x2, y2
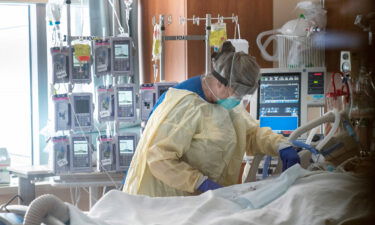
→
(123, 41, 300, 197)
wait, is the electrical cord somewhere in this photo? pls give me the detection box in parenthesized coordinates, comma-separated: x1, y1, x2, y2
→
(0, 195, 24, 212)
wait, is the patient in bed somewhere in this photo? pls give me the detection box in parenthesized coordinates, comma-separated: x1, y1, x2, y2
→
(65, 159, 375, 225)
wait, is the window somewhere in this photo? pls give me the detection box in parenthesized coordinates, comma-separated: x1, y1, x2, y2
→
(0, 4, 32, 166)
(0, 0, 136, 167)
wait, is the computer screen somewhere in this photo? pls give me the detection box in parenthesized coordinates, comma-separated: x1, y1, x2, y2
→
(257, 72, 301, 136)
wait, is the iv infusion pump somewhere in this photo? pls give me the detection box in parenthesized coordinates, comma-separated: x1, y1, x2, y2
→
(53, 94, 71, 131)
(52, 136, 70, 174)
(71, 93, 94, 131)
(97, 135, 116, 172)
(116, 133, 137, 171)
(51, 47, 70, 84)
(111, 37, 133, 76)
(140, 82, 177, 121)
(97, 86, 115, 122)
(115, 84, 136, 122)
(93, 39, 111, 76)
(69, 134, 92, 173)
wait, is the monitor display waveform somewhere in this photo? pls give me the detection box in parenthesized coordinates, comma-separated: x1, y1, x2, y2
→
(257, 73, 301, 136)
(260, 84, 299, 103)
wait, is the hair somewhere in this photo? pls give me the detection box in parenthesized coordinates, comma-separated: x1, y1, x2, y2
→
(211, 41, 261, 95)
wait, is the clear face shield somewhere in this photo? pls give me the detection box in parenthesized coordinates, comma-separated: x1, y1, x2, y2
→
(207, 52, 258, 109)
(241, 94, 255, 109)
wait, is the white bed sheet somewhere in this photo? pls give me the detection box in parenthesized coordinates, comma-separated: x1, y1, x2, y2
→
(67, 165, 372, 225)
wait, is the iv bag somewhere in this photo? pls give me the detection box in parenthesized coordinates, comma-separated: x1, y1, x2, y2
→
(210, 23, 227, 48)
(152, 24, 161, 61)
(73, 43, 91, 62)
(227, 21, 249, 54)
(227, 39, 249, 54)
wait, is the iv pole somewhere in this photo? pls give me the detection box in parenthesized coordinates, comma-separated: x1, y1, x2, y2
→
(154, 14, 238, 81)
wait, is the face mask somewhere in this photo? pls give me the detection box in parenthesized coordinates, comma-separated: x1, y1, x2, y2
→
(204, 76, 241, 110)
(216, 97, 241, 110)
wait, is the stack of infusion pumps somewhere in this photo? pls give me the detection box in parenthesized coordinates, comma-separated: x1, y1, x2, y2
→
(53, 84, 137, 132)
(51, 36, 139, 174)
(52, 133, 138, 174)
(52, 37, 137, 130)
(51, 37, 133, 85)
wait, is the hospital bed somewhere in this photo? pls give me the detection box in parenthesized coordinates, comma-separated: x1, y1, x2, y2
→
(3, 163, 373, 225)
(1, 110, 373, 225)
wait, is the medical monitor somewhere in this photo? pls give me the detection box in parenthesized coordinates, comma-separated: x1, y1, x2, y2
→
(257, 72, 301, 136)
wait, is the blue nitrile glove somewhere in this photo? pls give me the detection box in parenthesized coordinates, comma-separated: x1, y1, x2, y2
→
(279, 146, 300, 171)
(197, 179, 222, 192)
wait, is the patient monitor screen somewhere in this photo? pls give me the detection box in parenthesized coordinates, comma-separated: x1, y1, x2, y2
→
(257, 73, 301, 136)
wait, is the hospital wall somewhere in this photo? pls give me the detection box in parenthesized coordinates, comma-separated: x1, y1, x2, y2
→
(185, 1, 274, 79)
(141, 0, 374, 83)
(140, 0, 274, 83)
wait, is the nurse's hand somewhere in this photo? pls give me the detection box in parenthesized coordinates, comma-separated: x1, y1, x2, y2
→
(197, 179, 222, 193)
(279, 146, 300, 171)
